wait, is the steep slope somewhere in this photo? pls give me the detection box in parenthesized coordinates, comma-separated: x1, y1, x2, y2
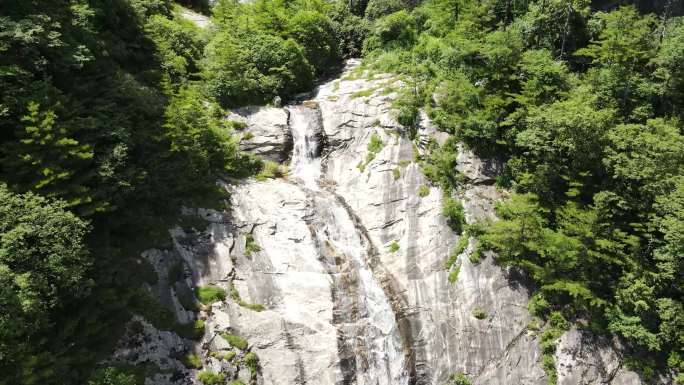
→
(111, 60, 658, 385)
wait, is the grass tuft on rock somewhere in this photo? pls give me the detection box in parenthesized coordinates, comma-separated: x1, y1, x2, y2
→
(418, 185, 430, 197)
(196, 286, 226, 305)
(184, 353, 202, 369)
(244, 233, 261, 257)
(472, 308, 487, 320)
(197, 371, 224, 385)
(220, 333, 248, 350)
(255, 160, 288, 181)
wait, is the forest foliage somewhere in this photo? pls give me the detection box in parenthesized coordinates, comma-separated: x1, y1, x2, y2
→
(0, 0, 349, 383)
(1, 0, 682, 384)
(357, 0, 683, 381)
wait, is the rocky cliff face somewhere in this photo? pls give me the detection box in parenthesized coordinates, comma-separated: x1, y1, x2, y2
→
(112, 60, 657, 385)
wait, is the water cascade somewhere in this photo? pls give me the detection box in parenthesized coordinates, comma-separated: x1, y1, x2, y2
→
(287, 101, 410, 385)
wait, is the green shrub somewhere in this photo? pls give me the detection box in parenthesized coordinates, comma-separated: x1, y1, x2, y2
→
(197, 371, 224, 385)
(220, 333, 248, 350)
(365, 0, 407, 20)
(445, 373, 472, 385)
(193, 319, 206, 338)
(174, 318, 206, 340)
(196, 286, 226, 305)
(446, 236, 469, 270)
(418, 185, 430, 197)
(203, 31, 314, 106)
(388, 241, 400, 253)
(145, 13, 203, 83)
(472, 308, 487, 320)
(243, 352, 259, 376)
(442, 197, 466, 233)
(358, 133, 385, 172)
(527, 319, 541, 331)
(469, 247, 483, 264)
(447, 265, 461, 284)
(368, 133, 385, 153)
(288, 10, 340, 75)
(244, 233, 262, 257)
(255, 161, 288, 181)
(542, 355, 557, 385)
(184, 353, 202, 369)
(393, 168, 401, 180)
(363, 10, 416, 52)
(209, 351, 236, 361)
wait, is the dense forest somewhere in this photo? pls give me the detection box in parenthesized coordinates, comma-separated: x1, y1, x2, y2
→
(0, 0, 682, 384)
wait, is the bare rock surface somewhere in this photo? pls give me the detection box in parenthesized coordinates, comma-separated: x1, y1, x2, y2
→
(230, 106, 292, 162)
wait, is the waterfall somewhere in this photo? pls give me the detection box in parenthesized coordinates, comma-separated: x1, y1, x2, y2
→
(288, 104, 322, 190)
(287, 102, 410, 385)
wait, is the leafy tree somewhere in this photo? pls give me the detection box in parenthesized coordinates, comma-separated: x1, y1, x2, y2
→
(288, 10, 340, 74)
(365, 0, 408, 20)
(363, 10, 417, 52)
(603, 119, 684, 214)
(328, 2, 371, 57)
(0, 185, 91, 383)
(576, 6, 657, 70)
(144, 14, 204, 84)
(203, 31, 314, 106)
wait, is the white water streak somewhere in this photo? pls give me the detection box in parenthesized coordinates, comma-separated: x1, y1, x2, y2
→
(287, 98, 409, 385)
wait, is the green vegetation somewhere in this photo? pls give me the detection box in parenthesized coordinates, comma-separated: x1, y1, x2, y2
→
(448, 236, 469, 269)
(351, 87, 378, 98)
(196, 286, 227, 305)
(442, 197, 465, 233)
(539, 312, 570, 385)
(130, 290, 204, 340)
(367, 132, 385, 153)
(472, 309, 487, 320)
(447, 265, 461, 284)
(444, 373, 472, 385)
(255, 160, 289, 181)
(0, 185, 91, 378)
(243, 352, 260, 377)
(244, 234, 262, 257)
(357, 133, 385, 172)
(418, 185, 430, 197)
(87, 368, 138, 385)
(361, 0, 684, 379)
(0, 0, 375, 380)
(230, 283, 266, 312)
(468, 248, 483, 265)
(220, 333, 249, 351)
(388, 241, 400, 253)
(393, 168, 401, 180)
(2, 0, 683, 382)
(210, 351, 236, 362)
(197, 371, 224, 385)
(184, 353, 203, 369)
